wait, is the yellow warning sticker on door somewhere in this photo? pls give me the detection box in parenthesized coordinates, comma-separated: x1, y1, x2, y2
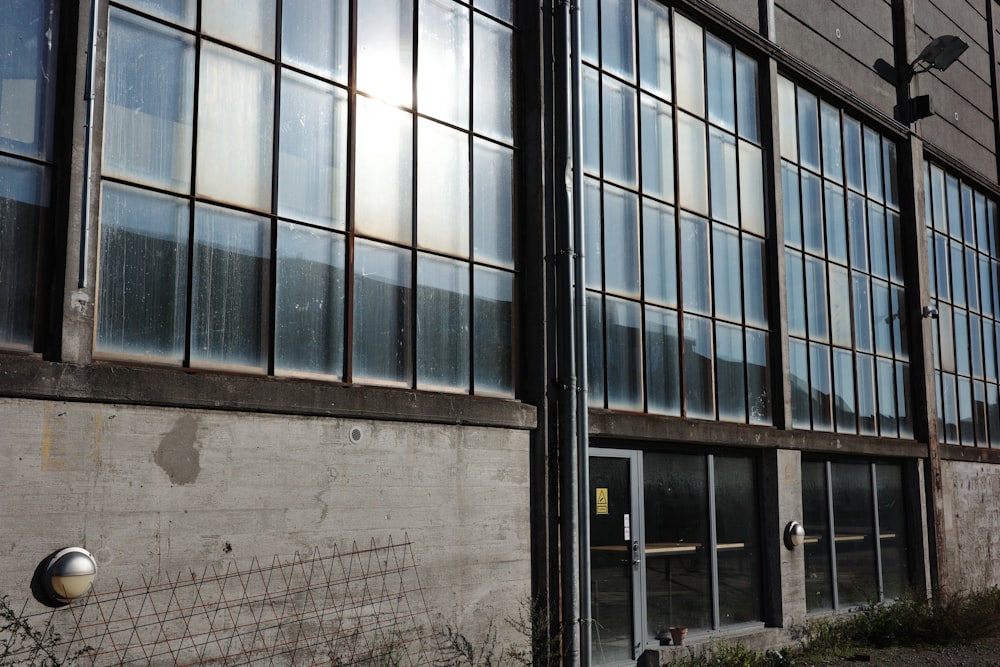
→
(596, 488, 609, 515)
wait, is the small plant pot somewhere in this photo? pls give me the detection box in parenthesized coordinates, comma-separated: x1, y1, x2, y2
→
(656, 633, 671, 646)
(669, 626, 688, 646)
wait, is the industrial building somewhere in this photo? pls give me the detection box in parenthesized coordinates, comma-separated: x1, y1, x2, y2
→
(2, 0, 1000, 665)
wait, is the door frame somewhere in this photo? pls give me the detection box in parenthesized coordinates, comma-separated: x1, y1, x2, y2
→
(589, 447, 648, 664)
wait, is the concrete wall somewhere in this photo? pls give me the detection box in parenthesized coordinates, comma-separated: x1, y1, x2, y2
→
(0, 397, 531, 659)
(940, 459, 1000, 593)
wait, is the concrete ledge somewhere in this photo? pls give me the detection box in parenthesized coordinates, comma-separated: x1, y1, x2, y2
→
(0, 355, 538, 429)
(639, 626, 796, 666)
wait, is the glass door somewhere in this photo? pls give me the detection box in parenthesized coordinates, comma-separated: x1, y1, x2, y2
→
(589, 449, 644, 665)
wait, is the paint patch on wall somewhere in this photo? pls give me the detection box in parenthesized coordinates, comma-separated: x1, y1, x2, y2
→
(154, 415, 201, 485)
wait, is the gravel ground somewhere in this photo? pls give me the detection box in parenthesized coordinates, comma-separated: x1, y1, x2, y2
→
(809, 635, 1000, 666)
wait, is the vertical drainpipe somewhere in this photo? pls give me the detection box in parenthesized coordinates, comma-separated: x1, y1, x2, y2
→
(556, 0, 587, 663)
(571, 0, 592, 663)
(79, 0, 99, 289)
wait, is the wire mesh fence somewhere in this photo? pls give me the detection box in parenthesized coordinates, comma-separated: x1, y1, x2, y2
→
(1, 535, 437, 666)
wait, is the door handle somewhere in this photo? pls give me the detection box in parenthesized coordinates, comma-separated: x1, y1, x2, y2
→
(631, 541, 640, 567)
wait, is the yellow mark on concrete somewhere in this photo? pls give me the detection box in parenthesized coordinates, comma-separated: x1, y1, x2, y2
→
(40, 403, 64, 471)
(596, 488, 609, 515)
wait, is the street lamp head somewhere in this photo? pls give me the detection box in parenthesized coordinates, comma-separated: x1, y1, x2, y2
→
(915, 35, 970, 71)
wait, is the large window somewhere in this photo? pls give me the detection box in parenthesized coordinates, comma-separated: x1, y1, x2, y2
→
(582, 2, 770, 424)
(0, 1, 60, 351)
(925, 163, 1000, 446)
(643, 451, 762, 633)
(96, 0, 515, 395)
(780, 78, 910, 438)
(802, 459, 910, 612)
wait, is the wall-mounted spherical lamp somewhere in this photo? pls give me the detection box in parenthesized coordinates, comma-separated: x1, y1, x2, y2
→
(32, 547, 97, 607)
(784, 521, 805, 551)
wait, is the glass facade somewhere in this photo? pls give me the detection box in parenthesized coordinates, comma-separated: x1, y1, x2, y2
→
(0, 1, 59, 351)
(582, 3, 770, 424)
(96, 0, 516, 395)
(802, 459, 910, 611)
(780, 77, 910, 438)
(925, 162, 1000, 446)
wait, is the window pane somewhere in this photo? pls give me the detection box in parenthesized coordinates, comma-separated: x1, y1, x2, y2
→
(863, 127, 883, 202)
(832, 462, 878, 606)
(786, 250, 806, 337)
(802, 461, 833, 611)
(357, 0, 413, 106)
(716, 322, 745, 422)
(473, 14, 513, 142)
(875, 464, 909, 600)
(475, 0, 512, 22)
(715, 456, 762, 625)
(739, 141, 765, 236)
(833, 348, 856, 432)
(805, 256, 829, 341)
(678, 113, 708, 214)
(0, 162, 44, 346)
(853, 272, 872, 352)
(638, 0, 671, 99)
(604, 185, 640, 297)
(848, 192, 867, 271)
(584, 177, 603, 289)
(581, 0, 598, 64)
(801, 171, 823, 254)
(105, 10, 194, 192)
(782, 162, 802, 246)
(281, 0, 348, 81)
(706, 35, 735, 131)
(868, 204, 887, 279)
(191, 205, 269, 370)
(709, 127, 738, 225)
(643, 200, 676, 306)
(196, 44, 273, 211)
(897, 361, 912, 439)
(684, 314, 715, 419)
(797, 88, 819, 171)
(820, 102, 843, 182)
(474, 266, 513, 395)
(419, 0, 469, 127)
(825, 183, 847, 264)
(640, 95, 674, 202)
(777, 77, 797, 161)
(743, 236, 767, 328)
(746, 329, 771, 424)
(1, 2, 58, 159)
(355, 97, 412, 244)
(810, 343, 833, 431)
(674, 15, 704, 116)
(644, 453, 712, 631)
(790, 338, 810, 428)
(713, 225, 741, 322)
(857, 354, 876, 434)
(353, 240, 413, 385)
(583, 67, 601, 175)
(275, 223, 345, 377)
(417, 254, 470, 390)
(872, 279, 892, 356)
(202, 0, 275, 56)
(681, 213, 710, 314)
(473, 139, 513, 267)
(829, 265, 851, 347)
(278, 72, 347, 229)
(844, 116, 863, 192)
(587, 292, 605, 406)
(883, 140, 898, 209)
(96, 183, 187, 361)
(645, 306, 680, 415)
(602, 78, 637, 186)
(877, 357, 898, 437)
(418, 119, 470, 256)
(605, 297, 642, 410)
(735, 52, 758, 142)
(600, 0, 635, 79)
(117, 0, 194, 27)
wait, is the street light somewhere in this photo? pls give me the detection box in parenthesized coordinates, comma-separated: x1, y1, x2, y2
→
(898, 35, 969, 123)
